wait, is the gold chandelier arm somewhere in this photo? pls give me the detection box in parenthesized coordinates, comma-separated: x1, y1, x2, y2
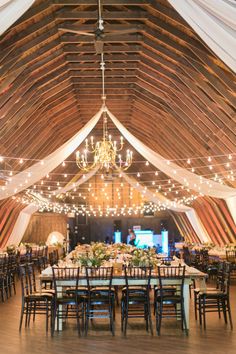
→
(76, 160, 99, 172)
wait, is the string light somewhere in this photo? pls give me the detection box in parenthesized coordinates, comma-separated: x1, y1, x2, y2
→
(0, 152, 234, 165)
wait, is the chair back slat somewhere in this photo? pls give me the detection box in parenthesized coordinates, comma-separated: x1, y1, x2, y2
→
(19, 263, 36, 297)
(157, 266, 185, 297)
(85, 266, 113, 291)
(124, 266, 152, 288)
(52, 267, 80, 299)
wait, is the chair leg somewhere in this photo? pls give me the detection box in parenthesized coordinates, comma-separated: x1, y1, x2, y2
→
(51, 302, 56, 337)
(110, 299, 115, 336)
(217, 299, 221, 319)
(25, 302, 29, 328)
(147, 300, 153, 336)
(33, 301, 36, 322)
(219, 299, 225, 324)
(156, 301, 162, 336)
(199, 297, 202, 326)
(81, 301, 85, 334)
(113, 298, 116, 321)
(85, 302, 90, 336)
(121, 300, 124, 332)
(28, 302, 33, 327)
(46, 301, 49, 332)
(153, 290, 156, 315)
(19, 302, 25, 331)
(194, 292, 198, 320)
(13, 275, 16, 295)
(57, 308, 60, 332)
(203, 297, 206, 330)
(76, 303, 81, 336)
(124, 301, 128, 336)
(144, 303, 148, 332)
(226, 298, 233, 330)
(1, 285, 5, 302)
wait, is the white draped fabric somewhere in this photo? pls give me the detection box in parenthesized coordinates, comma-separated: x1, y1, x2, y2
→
(168, 0, 236, 73)
(0, 107, 103, 200)
(53, 166, 99, 196)
(0, 0, 35, 36)
(225, 196, 236, 226)
(185, 209, 211, 243)
(107, 108, 236, 199)
(120, 171, 191, 212)
(121, 171, 209, 243)
(1, 106, 232, 245)
(5, 204, 38, 247)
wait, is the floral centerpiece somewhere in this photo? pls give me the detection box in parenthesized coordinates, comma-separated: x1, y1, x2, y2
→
(202, 242, 215, 250)
(111, 243, 134, 253)
(6, 244, 17, 255)
(129, 248, 158, 267)
(69, 242, 159, 268)
(75, 242, 111, 267)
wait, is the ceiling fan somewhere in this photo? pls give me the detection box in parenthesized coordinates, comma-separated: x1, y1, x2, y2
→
(58, 0, 139, 54)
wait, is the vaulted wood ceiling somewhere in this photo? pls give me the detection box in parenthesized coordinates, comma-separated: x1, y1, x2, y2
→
(0, 0, 235, 208)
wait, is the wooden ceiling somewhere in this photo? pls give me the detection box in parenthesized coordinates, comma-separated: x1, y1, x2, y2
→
(0, 0, 235, 208)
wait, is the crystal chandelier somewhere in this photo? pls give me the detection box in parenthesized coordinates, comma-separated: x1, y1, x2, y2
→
(76, 53, 133, 172)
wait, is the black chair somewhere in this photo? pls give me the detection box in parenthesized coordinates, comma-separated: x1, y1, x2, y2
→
(155, 266, 187, 335)
(194, 263, 233, 330)
(183, 247, 191, 266)
(194, 261, 226, 320)
(19, 264, 54, 332)
(37, 256, 54, 291)
(51, 267, 83, 336)
(226, 250, 236, 278)
(19, 248, 32, 265)
(0, 255, 8, 302)
(121, 266, 153, 336)
(6, 254, 17, 298)
(49, 250, 59, 266)
(85, 266, 115, 335)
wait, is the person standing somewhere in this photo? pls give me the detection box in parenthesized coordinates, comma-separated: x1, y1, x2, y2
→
(129, 231, 136, 246)
(126, 229, 132, 244)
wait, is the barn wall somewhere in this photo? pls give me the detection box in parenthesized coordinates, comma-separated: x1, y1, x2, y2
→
(22, 213, 67, 244)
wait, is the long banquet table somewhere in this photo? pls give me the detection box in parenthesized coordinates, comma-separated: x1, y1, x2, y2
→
(40, 265, 207, 331)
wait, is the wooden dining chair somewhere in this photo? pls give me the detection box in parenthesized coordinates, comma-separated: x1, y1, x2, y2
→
(121, 266, 153, 336)
(155, 265, 187, 335)
(195, 262, 233, 330)
(51, 266, 83, 336)
(19, 263, 54, 332)
(85, 266, 115, 335)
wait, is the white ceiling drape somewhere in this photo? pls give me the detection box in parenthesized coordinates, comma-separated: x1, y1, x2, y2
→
(53, 166, 99, 196)
(0, 107, 103, 200)
(121, 171, 210, 243)
(5, 204, 38, 247)
(0, 0, 35, 36)
(120, 171, 191, 212)
(185, 209, 211, 243)
(107, 108, 236, 199)
(168, 0, 236, 73)
(225, 196, 236, 225)
(2, 106, 233, 245)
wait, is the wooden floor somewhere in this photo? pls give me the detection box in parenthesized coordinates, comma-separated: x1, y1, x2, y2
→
(0, 281, 235, 354)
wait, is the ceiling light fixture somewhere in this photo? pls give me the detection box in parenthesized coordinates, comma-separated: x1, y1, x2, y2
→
(76, 49, 132, 172)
